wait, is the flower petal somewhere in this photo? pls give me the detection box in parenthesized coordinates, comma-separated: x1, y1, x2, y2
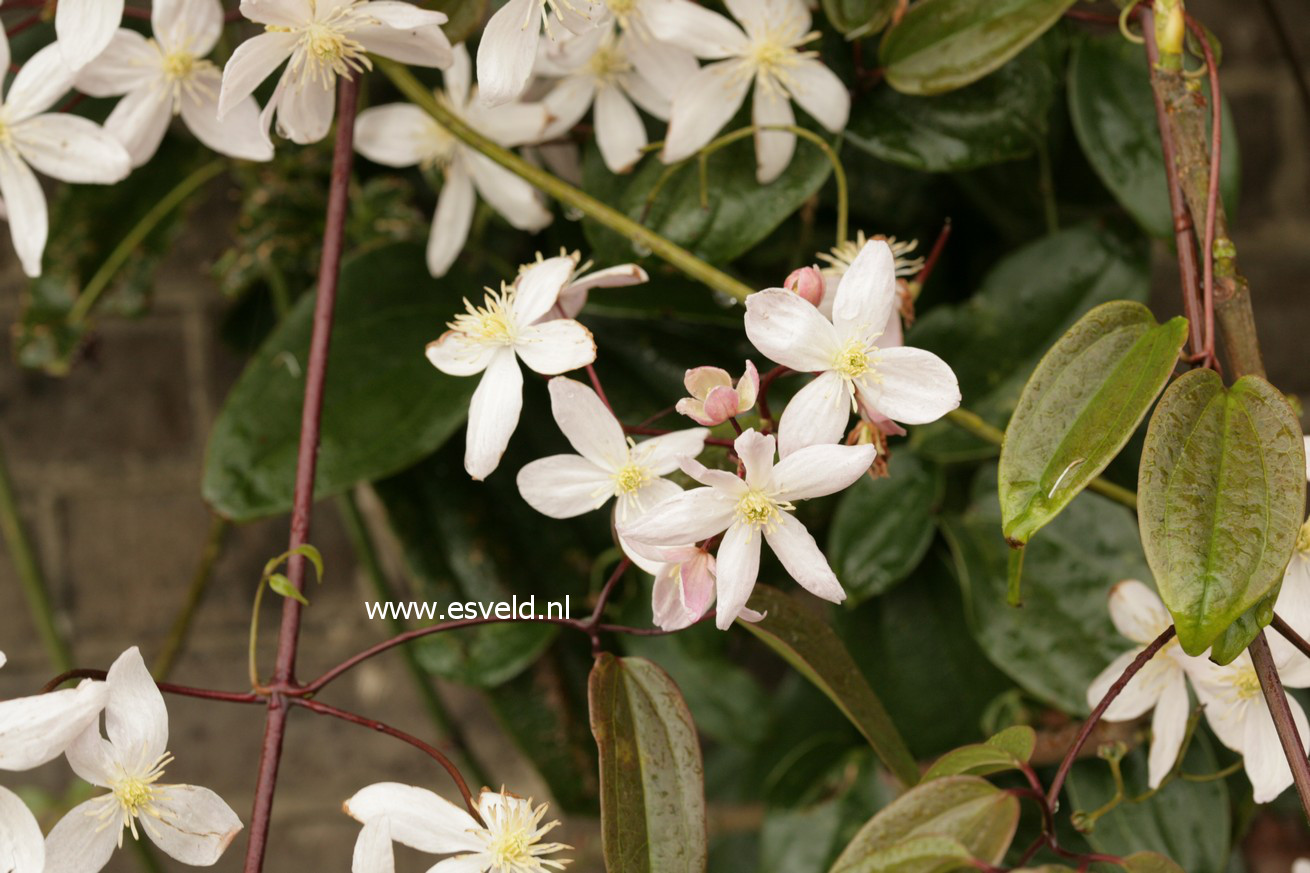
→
(42, 796, 121, 873)
(632, 428, 709, 477)
(624, 31, 698, 103)
(466, 152, 553, 230)
(786, 59, 850, 132)
(343, 782, 484, 855)
(55, 0, 124, 70)
(773, 441, 875, 501)
(679, 455, 749, 493)
(217, 31, 296, 120)
(831, 239, 897, 342)
(104, 646, 169, 764)
(104, 86, 174, 168)
(1107, 579, 1173, 645)
(518, 455, 613, 518)
(476, 0, 541, 107)
(275, 80, 336, 144)
(684, 366, 732, 398)
(714, 523, 761, 629)
(542, 75, 596, 140)
(355, 2, 453, 67)
(660, 60, 751, 164)
(355, 103, 440, 167)
(743, 288, 843, 372)
(6, 44, 76, 121)
(556, 263, 648, 318)
(75, 30, 158, 97)
(1242, 693, 1309, 803)
(512, 256, 575, 324)
(13, 114, 132, 184)
(64, 721, 119, 787)
(643, 0, 748, 59)
(0, 786, 44, 873)
(620, 487, 737, 552)
(141, 784, 243, 865)
(594, 85, 646, 174)
(427, 165, 476, 278)
(0, 150, 49, 278)
(425, 328, 496, 377)
(351, 816, 394, 873)
(765, 513, 845, 603)
(464, 348, 523, 480)
(776, 370, 852, 458)
(546, 375, 627, 468)
(515, 320, 596, 375)
(752, 84, 794, 185)
(735, 428, 777, 490)
(1147, 672, 1190, 789)
(180, 69, 275, 162)
(238, 0, 313, 27)
(860, 346, 961, 425)
(0, 679, 108, 772)
(155, 0, 224, 57)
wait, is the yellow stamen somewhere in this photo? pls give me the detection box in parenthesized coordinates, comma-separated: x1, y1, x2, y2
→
(449, 285, 519, 345)
(735, 489, 793, 532)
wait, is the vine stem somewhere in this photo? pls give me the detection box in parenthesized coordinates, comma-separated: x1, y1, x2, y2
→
(1046, 625, 1176, 808)
(1251, 632, 1310, 819)
(242, 76, 359, 873)
(40, 668, 262, 704)
(1273, 613, 1310, 659)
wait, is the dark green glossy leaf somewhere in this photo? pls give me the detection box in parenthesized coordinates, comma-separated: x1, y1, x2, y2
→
(910, 225, 1150, 462)
(581, 133, 833, 266)
(1068, 35, 1240, 239)
(203, 243, 476, 521)
(828, 450, 942, 603)
(1139, 369, 1306, 657)
(590, 654, 707, 873)
(822, 0, 897, 37)
(942, 468, 1147, 714)
(1065, 735, 1228, 873)
(830, 776, 1019, 873)
(922, 726, 1036, 780)
(879, 0, 1076, 95)
(742, 585, 920, 787)
(847, 35, 1060, 171)
(999, 301, 1186, 545)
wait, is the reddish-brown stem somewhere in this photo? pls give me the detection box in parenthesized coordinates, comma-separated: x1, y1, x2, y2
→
(1273, 613, 1310, 660)
(287, 697, 483, 824)
(1190, 13, 1223, 370)
(243, 76, 359, 873)
(585, 559, 631, 654)
(914, 219, 952, 289)
(585, 363, 613, 411)
(4, 11, 44, 37)
(756, 365, 791, 427)
(40, 668, 262, 704)
(1250, 632, 1310, 820)
(1046, 625, 1176, 808)
(1143, 10, 1207, 360)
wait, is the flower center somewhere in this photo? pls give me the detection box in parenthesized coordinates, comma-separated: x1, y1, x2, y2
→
(449, 286, 519, 345)
(157, 48, 218, 112)
(1232, 668, 1264, 701)
(613, 461, 651, 495)
(741, 23, 818, 94)
(91, 751, 174, 845)
(606, 0, 637, 25)
(818, 232, 925, 280)
(272, 0, 374, 90)
(833, 339, 875, 380)
(475, 791, 571, 872)
(735, 489, 793, 531)
(587, 43, 631, 85)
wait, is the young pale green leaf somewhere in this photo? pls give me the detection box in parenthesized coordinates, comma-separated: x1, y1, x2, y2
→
(741, 585, 920, 787)
(822, 0, 898, 37)
(1068, 35, 1240, 240)
(847, 34, 1060, 172)
(589, 655, 707, 873)
(922, 726, 1037, 781)
(999, 301, 1187, 545)
(289, 544, 324, 583)
(1138, 370, 1306, 657)
(828, 450, 942, 603)
(204, 243, 477, 521)
(829, 776, 1019, 873)
(266, 573, 308, 605)
(879, 0, 1076, 95)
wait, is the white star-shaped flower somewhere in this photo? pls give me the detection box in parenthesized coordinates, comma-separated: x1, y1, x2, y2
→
(744, 239, 960, 457)
(425, 255, 598, 480)
(645, 0, 849, 183)
(354, 44, 552, 278)
(44, 648, 243, 873)
(476, 0, 606, 107)
(517, 376, 708, 572)
(621, 428, 874, 628)
(76, 0, 274, 168)
(0, 33, 132, 277)
(218, 0, 453, 145)
(345, 783, 570, 873)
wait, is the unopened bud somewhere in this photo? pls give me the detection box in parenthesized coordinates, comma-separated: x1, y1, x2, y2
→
(784, 266, 825, 307)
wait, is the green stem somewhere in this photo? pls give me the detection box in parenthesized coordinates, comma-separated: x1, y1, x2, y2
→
(943, 409, 1139, 510)
(0, 435, 72, 671)
(68, 159, 226, 326)
(376, 59, 755, 302)
(153, 515, 230, 680)
(335, 490, 493, 789)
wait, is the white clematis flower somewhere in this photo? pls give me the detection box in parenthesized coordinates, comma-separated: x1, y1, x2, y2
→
(0, 35, 132, 277)
(744, 240, 960, 457)
(651, 546, 720, 630)
(554, 258, 648, 317)
(345, 783, 570, 873)
(538, 19, 696, 173)
(517, 376, 709, 573)
(56, 0, 125, 71)
(76, 0, 274, 168)
(425, 255, 597, 480)
(354, 44, 552, 278)
(218, 0, 453, 145)
(621, 428, 874, 628)
(44, 647, 243, 873)
(645, 0, 849, 183)
(477, 0, 605, 108)
(1085, 580, 1204, 789)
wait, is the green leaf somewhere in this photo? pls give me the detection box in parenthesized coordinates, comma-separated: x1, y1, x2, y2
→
(204, 243, 477, 521)
(822, 0, 898, 37)
(922, 726, 1036, 780)
(847, 34, 1060, 172)
(580, 132, 833, 266)
(1209, 588, 1278, 664)
(999, 301, 1186, 545)
(589, 655, 708, 873)
(910, 225, 1150, 462)
(830, 776, 1020, 873)
(741, 585, 920, 787)
(1139, 370, 1306, 657)
(1065, 735, 1228, 873)
(1122, 853, 1187, 873)
(289, 544, 324, 583)
(879, 0, 1076, 95)
(266, 573, 308, 605)
(942, 467, 1147, 714)
(848, 835, 974, 873)
(1068, 34, 1240, 239)
(828, 450, 942, 603)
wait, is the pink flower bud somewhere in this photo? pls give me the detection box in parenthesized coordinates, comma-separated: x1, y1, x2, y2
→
(784, 266, 825, 307)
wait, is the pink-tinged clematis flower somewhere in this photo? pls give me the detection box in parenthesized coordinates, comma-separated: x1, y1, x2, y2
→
(675, 361, 759, 427)
(651, 546, 716, 630)
(425, 255, 597, 480)
(621, 428, 874, 628)
(744, 239, 960, 457)
(45, 648, 243, 873)
(783, 265, 824, 307)
(517, 376, 708, 573)
(476, 0, 605, 108)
